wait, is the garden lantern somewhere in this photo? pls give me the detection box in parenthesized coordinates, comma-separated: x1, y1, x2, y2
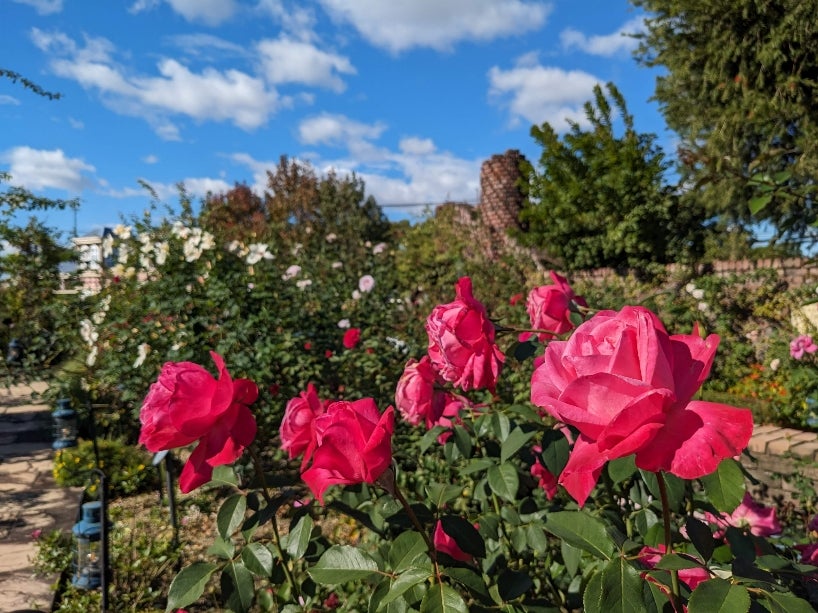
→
(52, 398, 78, 450)
(72, 501, 103, 590)
(5, 337, 23, 365)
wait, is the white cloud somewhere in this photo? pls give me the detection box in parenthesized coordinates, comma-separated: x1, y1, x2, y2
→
(130, 0, 236, 25)
(232, 113, 481, 217)
(318, 0, 552, 53)
(560, 17, 646, 56)
(257, 38, 355, 92)
(68, 117, 84, 129)
(11, 0, 62, 15)
(0, 95, 20, 106)
(298, 113, 387, 160)
(1, 146, 96, 192)
(256, 0, 317, 41)
(143, 154, 159, 164)
(31, 29, 280, 136)
(488, 54, 600, 129)
(167, 33, 248, 59)
(399, 137, 435, 156)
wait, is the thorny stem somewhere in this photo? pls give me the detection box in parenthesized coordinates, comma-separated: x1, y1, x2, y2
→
(381, 469, 443, 584)
(657, 472, 682, 613)
(248, 445, 302, 603)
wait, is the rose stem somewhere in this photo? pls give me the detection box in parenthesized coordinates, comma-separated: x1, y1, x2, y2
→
(657, 471, 682, 612)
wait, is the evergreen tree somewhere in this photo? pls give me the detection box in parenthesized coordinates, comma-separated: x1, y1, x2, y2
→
(518, 82, 706, 274)
(632, 0, 818, 248)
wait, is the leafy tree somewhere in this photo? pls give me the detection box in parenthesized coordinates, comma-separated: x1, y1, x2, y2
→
(1, 68, 61, 100)
(200, 182, 268, 242)
(631, 0, 818, 249)
(518, 82, 706, 274)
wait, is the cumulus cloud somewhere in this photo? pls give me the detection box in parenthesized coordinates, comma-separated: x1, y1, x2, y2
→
(399, 137, 436, 156)
(257, 38, 355, 92)
(11, 0, 62, 15)
(488, 53, 600, 129)
(318, 0, 552, 53)
(560, 17, 646, 56)
(231, 113, 481, 217)
(257, 0, 317, 41)
(1, 146, 96, 192)
(129, 0, 237, 25)
(30, 28, 280, 136)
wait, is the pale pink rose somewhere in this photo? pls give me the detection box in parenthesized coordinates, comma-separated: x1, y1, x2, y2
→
(526, 271, 587, 340)
(703, 492, 782, 537)
(358, 275, 375, 293)
(531, 306, 753, 506)
(425, 277, 505, 393)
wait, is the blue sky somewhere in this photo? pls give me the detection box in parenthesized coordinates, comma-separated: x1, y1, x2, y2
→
(2, 0, 668, 238)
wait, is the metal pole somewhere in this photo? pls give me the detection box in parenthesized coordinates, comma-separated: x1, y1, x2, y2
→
(93, 468, 109, 613)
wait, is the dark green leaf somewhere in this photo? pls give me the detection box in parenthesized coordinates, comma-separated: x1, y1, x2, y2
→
(688, 579, 750, 613)
(309, 545, 381, 584)
(419, 583, 468, 613)
(420, 427, 447, 453)
(487, 463, 519, 502)
(492, 413, 511, 442)
(654, 553, 706, 571)
(640, 471, 685, 512)
(561, 541, 581, 577)
(749, 193, 773, 215)
(543, 511, 614, 560)
(700, 460, 745, 513)
(761, 591, 816, 613)
(207, 536, 235, 559)
(381, 567, 432, 606)
(241, 542, 273, 577)
(460, 458, 495, 476)
(498, 569, 533, 602)
(443, 567, 490, 599)
(512, 340, 538, 362)
(599, 557, 648, 613)
(217, 494, 247, 540)
(501, 427, 536, 463)
(426, 483, 465, 508)
(539, 429, 569, 476)
(166, 562, 218, 612)
(285, 514, 313, 560)
(209, 464, 238, 486)
(583, 570, 604, 613)
(607, 455, 637, 484)
(389, 530, 428, 573)
(686, 516, 716, 562)
(222, 560, 255, 613)
(452, 425, 472, 457)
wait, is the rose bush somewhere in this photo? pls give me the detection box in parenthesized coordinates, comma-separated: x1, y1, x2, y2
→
(137, 274, 817, 613)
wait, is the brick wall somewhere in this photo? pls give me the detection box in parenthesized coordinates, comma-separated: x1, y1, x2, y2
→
(745, 425, 818, 503)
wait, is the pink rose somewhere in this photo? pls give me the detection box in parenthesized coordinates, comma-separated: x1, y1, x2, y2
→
(394, 357, 465, 428)
(702, 492, 782, 538)
(280, 384, 326, 469)
(790, 334, 818, 359)
(433, 520, 473, 563)
(139, 352, 258, 493)
(638, 545, 710, 591)
(343, 328, 362, 349)
(531, 306, 753, 506)
(526, 271, 587, 341)
(425, 277, 504, 392)
(301, 398, 394, 502)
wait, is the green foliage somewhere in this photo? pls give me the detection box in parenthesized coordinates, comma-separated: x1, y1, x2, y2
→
(632, 0, 818, 249)
(52, 439, 158, 497)
(519, 82, 708, 274)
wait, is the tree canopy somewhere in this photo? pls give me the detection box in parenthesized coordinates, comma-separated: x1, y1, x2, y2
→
(518, 82, 707, 274)
(632, 0, 818, 248)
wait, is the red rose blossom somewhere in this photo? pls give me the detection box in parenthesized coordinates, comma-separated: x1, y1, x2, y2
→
(433, 520, 473, 563)
(139, 352, 258, 493)
(280, 383, 327, 469)
(343, 328, 361, 349)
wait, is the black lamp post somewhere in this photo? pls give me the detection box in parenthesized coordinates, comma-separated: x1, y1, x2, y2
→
(71, 470, 110, 611)
(52, 398, 79, 450)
